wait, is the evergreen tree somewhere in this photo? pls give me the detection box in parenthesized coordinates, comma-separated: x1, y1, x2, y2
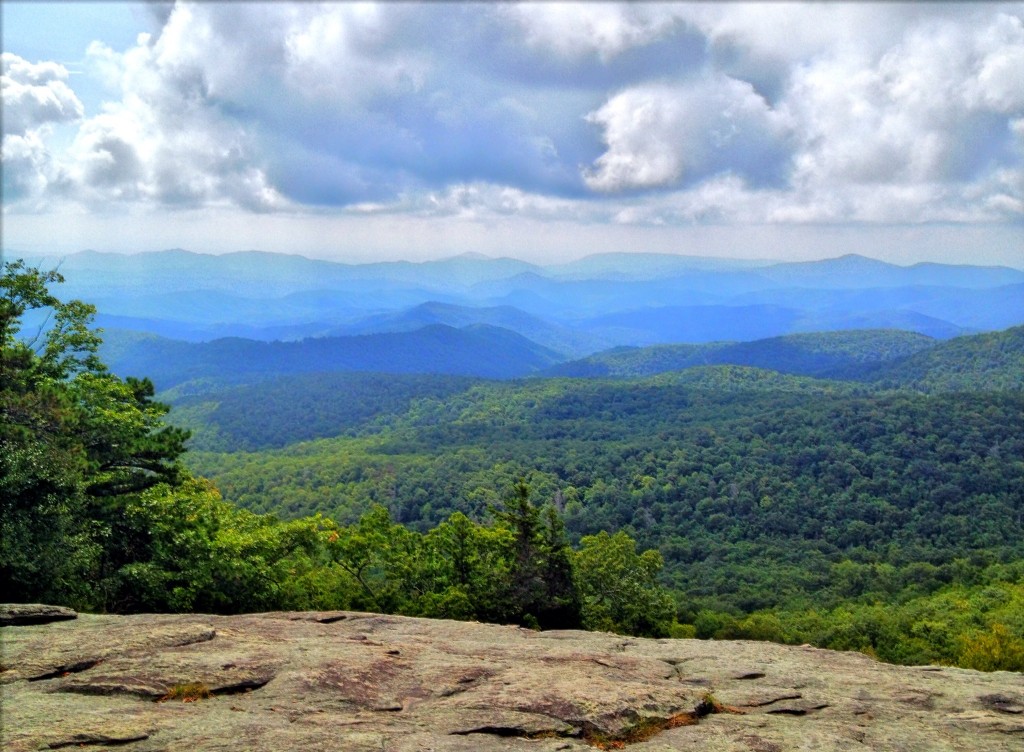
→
(0, 261, 189, 608)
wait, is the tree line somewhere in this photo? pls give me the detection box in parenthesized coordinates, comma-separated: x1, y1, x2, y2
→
(1, 261, 673, 636)
(3, 260, 1021, 671)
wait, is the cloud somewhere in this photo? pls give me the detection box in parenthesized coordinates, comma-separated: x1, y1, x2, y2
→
(1, 53, 84, 135)
(57, 4, 288, 212)
(772, 10, 1024, 225)
(2, 1, 1022, 233)
(1, 53, 84, 204)
(501, 3, 681, 62)
(582, 75, 791, 192)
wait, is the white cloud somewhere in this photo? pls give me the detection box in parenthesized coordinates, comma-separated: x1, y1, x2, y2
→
(54, 5, 288, 212)
(582, 75, 790, 192)
(774, 10, 1024, 222)
(1, 53, 84, 135)
(967, 12, 1024, 112)
(502, 3, 679, 62)
(2, 1, 1022, 245)
(1, 54, 85, 205)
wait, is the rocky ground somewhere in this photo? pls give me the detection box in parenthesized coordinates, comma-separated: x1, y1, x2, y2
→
(1, 604, 1022, 751)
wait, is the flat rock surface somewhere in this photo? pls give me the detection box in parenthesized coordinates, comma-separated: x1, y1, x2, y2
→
(0, 604, 78, 627)
(1, 609, 1022, 751)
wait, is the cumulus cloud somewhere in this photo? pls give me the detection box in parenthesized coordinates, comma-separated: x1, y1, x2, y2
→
(55, 4, 288, 212)
(1, 54, 85, 205)
(501, 3, 681, 62)
(583, 75, 791, 192)
(2, 53, 84, 135)
(2, 1, 1022, 231)
(769, 10, 1024, 224)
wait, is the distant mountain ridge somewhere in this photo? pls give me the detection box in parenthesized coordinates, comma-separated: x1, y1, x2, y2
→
(100, 319, 1024, 399)
(100, 323, 563, 388)
(547, 326, 1024, 393)
(15, 248, 1024, 348)
(545, 329, 937, 379)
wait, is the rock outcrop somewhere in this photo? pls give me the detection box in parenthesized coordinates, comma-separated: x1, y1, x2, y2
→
(1, 607, 1022, 750)
(0, 604, 78, 627)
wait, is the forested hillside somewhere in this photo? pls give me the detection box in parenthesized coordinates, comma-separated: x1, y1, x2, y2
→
(100, 323, 562, 387)
(184, 374, 1024, 601)
(172, 372, 482, 451)
(5, 259, 1023, 672)
(546, 329, 936, 379)
(169, 333, 1024, 669)
(865, 325, 1024, 392)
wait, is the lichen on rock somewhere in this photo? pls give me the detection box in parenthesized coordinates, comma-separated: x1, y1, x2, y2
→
(1, 607, 1022, 751)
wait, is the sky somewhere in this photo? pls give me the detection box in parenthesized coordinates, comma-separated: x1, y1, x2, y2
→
(2, 1, 1023, 266)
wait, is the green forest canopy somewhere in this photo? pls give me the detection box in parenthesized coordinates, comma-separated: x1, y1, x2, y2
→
(2, 260, 1022, 671)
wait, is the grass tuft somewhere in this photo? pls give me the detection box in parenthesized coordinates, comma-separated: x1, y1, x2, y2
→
(160, 681, 213, 703)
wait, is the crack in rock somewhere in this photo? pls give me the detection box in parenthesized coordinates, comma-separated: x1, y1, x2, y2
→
(59, 675, 273, 701)
(744, 693, 803, 707)
(209, 677, 273, 697)
(765, 703, 830, 716)
(979, 694, 1024, 715)
(450, 725, 571, 739)
(316, 615, 349, 624)
(47, 731, 149, 748)
(28, 659, 102, 682)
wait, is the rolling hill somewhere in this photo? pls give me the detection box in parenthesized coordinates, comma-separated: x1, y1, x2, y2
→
(545, 329, 937, 379)
(865, 325, 1024, 392)
(101, 323, 564, 389)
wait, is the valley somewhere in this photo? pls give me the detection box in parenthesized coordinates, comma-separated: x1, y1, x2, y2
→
(3, 251, 1023, 672)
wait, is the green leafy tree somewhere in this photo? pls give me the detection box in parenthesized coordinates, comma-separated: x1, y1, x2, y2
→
(0, 260, 189, 608)
(959, 624, 1024, 672)
(420, 511, 513, 621)
(573, 530, 675, 637)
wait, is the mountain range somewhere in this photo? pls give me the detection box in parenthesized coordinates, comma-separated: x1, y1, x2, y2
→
(8, 248, 1022, 391)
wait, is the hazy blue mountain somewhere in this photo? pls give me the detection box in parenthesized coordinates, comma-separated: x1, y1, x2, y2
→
(578, 304, 804, 345)
(92, 314, 335, 343)
(802, 310, 968, 340)
(758, 254, 1024, 289)
(13, 249, 1022, 347)
(471, 270, 771, 309)
(26, 248, 542, 299)
(101, 323, 565, 390)
(330, 301, 611, 357)
(546, 329, 936, 379)
(889, 284, 1024, 331)
(545, 252, 770, 280)
(734, 284, 1024, 333)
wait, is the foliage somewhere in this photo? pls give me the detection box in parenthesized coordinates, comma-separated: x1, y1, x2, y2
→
(547, 329, 935, 380)
(0, 265, 663, 632)
(160, 682, 213, 703)
(1, 261, 188, 606)
(6, 261, 1022, 671)
(573, 531, 675, 636)
(959, 624, 1024, 672)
